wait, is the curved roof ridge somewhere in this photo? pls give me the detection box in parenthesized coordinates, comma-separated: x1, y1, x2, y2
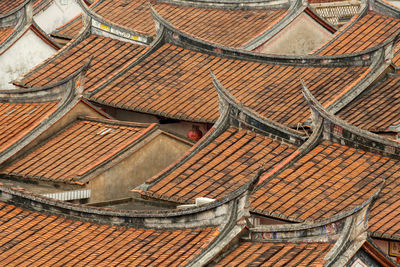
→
(150, 4, 384, 66)
(302, 80, 400, 158)
(157, 0, 291, 8)
(0, 169, 255, 228)
(0, 57, 92, 99)
(0, 0, 30, 19)
(242, 0, 336, 50)
(313, 0, 400, 56)
(211, 71, 306, 144)
(13, 17, 91, 87)
(78, 0, 153, 44)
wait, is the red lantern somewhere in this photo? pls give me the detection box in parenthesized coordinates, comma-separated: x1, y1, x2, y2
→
(187, 125, 203, 141)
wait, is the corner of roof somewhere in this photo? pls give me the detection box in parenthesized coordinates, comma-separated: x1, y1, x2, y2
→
(79, 0, 153, 45)
(13, 16, 92, 87)
(372, 0, 400, 17)
(211, 70, 307, 146)
(301, 80, 400, 160)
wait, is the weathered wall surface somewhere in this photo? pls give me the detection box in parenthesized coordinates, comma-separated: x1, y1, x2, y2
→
(34, 0, 82, 34)
(88, 132, 191, 202)
(254, 12, 332, 55)
(0, 29, 56, 89)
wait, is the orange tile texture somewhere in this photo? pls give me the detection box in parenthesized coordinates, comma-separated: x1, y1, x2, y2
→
(90, 43, 370, 124)
(0, 27, 13, 45)
(0, 201, 219, 266)
(317, 11, 400, 55)
(251, 141, 389, 221)
(0, 102, 58, 154)
(4, 119, 149, 183)
(337, 75, 400, 131)
(52, 15, 83, 39)
(144, 127, 297, 203)
(20, 34, 148, 91)
(153, 3, 288, 48)
(215, 242, 333, 266)
(93, 0, 155, 35)
(0, 0, 25, 14)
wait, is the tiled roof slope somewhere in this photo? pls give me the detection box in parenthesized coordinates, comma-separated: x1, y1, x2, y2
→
(369, 167, 400, 239)
(19, 34, 148, 91)
(0, 27, 14, 45)
(3, 118, 155, 183)
(92, 0, 155, 36)
(0, 201, 219, 266)
(315, 11, 400, 55)
(0, 0, 26, 15)
(51, 15, 83, 40)
(215, 241, 333, 266)
(153, 3, 288, 48)
(336, 74, 400, 131)
(144, 127, 297, 203)
(52, 0, 156, 41)
(392, 43, 400, 67)
(251, 140, 385, 222)
(89, 43, 370, 124)
(0, 101, 58, 155)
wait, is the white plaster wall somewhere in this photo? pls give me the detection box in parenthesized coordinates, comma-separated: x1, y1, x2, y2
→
(34, 0, 82, 34)
(0, 29, 56, 89)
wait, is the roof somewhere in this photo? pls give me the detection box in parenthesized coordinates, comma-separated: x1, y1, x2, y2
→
(310, 0, 361, 27)
(91, 0, 155, 35)
(18, 34, 148, 90)
(144, 127, 297, 203)
(0, 201, 220, 265)
(51, 14, 83, 40)
(392, 42, 400, 67)
(251, 140, 385, 222)
(0, 0, 26, 15)
(336, 74, 400, 131)
(0, 27, 14, 45)
(0, 101, 59, 155)
(315, 11, 400, 55)
(369, 166, 400, 239)
(3, 118, 156, 184)
(89, 43, 371, 124)
(214, 241, 333, 266)
(153, 3, 288, 48)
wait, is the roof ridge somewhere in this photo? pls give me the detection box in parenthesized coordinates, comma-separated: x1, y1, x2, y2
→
(302, 80, 400, 159)
(150, 4, 383, 66)
(156, 0, 291, 9)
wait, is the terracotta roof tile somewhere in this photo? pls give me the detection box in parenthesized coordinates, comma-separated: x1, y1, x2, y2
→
(251, 140, 386, 221)
(369, 164, 400, 239)
(0, 27, 14, 45)
(20, 34, 148, 91)
(51, 15, 83, 40)
(0, 201, 219, 265)
(3, 119, 155, 183)
(316, 11, 400, 55)
(0, 0, 25, 14)
(93, 0, 155, 35)
(153, 3, 288, 48)
(337, 74, 400, 131)
(0, 101, 58, 155)
(144, 127, 297, 203)
(90, 43, 370, 124)
(215, 241, 333, 266)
